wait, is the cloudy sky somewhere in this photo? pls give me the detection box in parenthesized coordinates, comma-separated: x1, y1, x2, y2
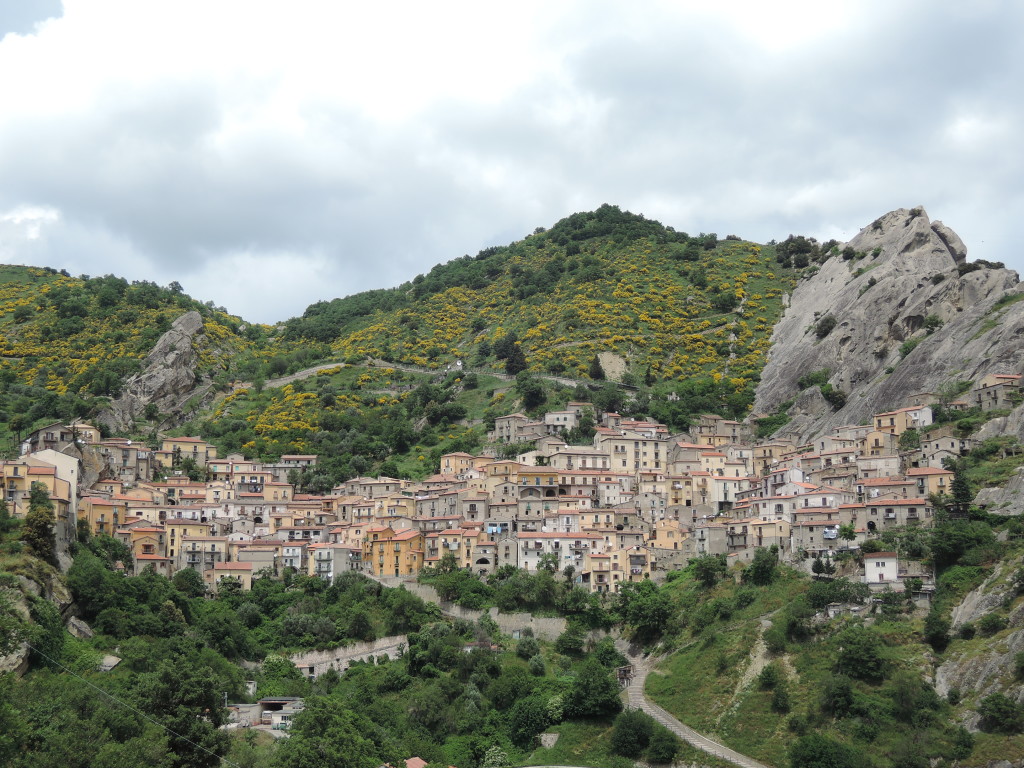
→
(0, 1, 1020, 324)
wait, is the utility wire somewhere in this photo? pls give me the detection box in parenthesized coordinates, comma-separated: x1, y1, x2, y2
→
(22, 641, 245, 768)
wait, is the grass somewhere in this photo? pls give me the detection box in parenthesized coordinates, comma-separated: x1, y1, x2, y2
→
(523, 719, 734, 768)
(967, 732, 1024, 766)
(524, 720, 634, 768)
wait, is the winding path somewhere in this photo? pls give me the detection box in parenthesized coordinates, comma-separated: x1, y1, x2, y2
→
(620, 648, 771, 768)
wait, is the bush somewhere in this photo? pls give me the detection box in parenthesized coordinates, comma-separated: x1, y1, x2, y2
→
(814, 315, 837, 339)
(646, 726, 680, 764)
(820, 674, 854, 718)
(759, 662, 782, 690)
(797, 369, 830, 390)
(979, 692, 1024, 733)
(978, 612, 1008, 636)
(764, 626, 787, 654)
(516, 636, 540, 660)
(789, 732, 861, 768)
(771, 684, 791, 713)
(835, 626, 886, 681)
(528, 654, 545, 676)
(899, 337, 921, 358)
(610, 708, 654, 757)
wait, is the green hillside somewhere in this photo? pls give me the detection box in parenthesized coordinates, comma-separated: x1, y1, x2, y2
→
(0, 266, 265, 451)
(285, 205, 799, 387)
(642, 511, 1024, 768)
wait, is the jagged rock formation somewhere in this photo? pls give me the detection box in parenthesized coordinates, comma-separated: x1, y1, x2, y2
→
(976, 467, 1024, 516)
(754, 207, 1024, 442)
(97, 310, 214, 433)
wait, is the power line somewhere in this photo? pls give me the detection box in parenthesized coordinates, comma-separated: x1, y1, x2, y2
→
(22, 641, 245, 768)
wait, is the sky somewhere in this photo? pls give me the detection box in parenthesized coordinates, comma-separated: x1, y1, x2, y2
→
(0, 1, 1021, 324)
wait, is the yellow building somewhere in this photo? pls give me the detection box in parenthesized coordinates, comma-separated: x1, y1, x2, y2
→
(78, 495, 130, 536)
(363, 526, 424, 577)
(165, 518, 212, 560)
(156, 436, 219, 469)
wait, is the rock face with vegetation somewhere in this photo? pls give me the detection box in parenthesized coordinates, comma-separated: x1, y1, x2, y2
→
(754, 207, 1023, 442)
(97, 310, 211, 432)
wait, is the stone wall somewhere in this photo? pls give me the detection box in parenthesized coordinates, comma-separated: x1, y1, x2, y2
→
(289, 634, 409, 677)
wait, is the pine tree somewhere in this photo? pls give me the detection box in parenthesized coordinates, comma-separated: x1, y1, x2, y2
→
(588, 355, 605, 380)
(505, 343, 528, 375)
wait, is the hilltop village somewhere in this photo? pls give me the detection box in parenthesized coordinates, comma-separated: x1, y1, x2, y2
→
(4, 372, 1019, 595)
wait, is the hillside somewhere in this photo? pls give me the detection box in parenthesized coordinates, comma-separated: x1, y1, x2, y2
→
(0, 267, 266, 450)
(285, 205, 799, 388)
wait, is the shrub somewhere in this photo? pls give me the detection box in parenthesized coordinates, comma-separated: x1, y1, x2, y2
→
(759, 662, 782, 690)
(771, 684, 791, 713)
(528, 654, 545, 676)
(764, 626, 787, 654)
(814, 315, 837, 339)
(978, 612, 1008, 636)
(899, 338, 921, 358)
(820, 674, 854, 718)
(797, 369, 830, 390)
(645, 726, 680, 764)
(610, 708, 654, 757)
(835, 626, 886, 682)
(979, 692, 1024, 733)
(789, 733, 861, 768)
(516, 636, 540, 660)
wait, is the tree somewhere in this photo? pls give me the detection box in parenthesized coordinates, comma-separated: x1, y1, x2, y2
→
(610, 709, 654, 757)
(690, 553, 727, 588)
(743, 546, 779, 586)
(789, 732, 862, 768)
(22, 482, 56, 564)
(493, 332, 517, 361)
(898, 428, 921, 450)
(136, 658, 230, 768)
(0, 499, 16, 534)
(505, 343, 528, 376)
(588, 355, 606, 380)
(172, 567, 206, 598)
(508, 695, 549, 748)
(646, 726, 680, 764)
(272, 698, 391, 768)
(835, 626, 886, 682)
(838, 523, 856, 543)
(614, 580, 672, 641)
(978, 693, 1024, 734)
(565, 658, 623, 719)
(515, 372, 546, 410)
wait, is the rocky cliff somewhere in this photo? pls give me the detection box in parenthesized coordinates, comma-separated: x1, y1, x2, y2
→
(754, 207, 1024, 442)
(97, 310, 216, 433)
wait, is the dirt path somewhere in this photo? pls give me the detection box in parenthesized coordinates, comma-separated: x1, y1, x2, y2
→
(618, 642, 772, 768)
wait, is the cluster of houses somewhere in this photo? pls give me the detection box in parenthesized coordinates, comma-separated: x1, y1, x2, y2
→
(2, 373, 1019, 595)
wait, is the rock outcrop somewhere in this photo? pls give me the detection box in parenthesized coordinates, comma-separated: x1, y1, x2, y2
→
(936, 560, 1024, 730)
(98, 310, 213, 432)
(754, 207, 1024, 442)
(976, 467, 1024, 516)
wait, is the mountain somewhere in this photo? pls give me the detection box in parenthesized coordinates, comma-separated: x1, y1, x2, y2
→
(753, 207, 1024, 442)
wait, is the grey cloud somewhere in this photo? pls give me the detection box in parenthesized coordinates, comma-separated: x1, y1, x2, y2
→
(1, 1, 1021, 322)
